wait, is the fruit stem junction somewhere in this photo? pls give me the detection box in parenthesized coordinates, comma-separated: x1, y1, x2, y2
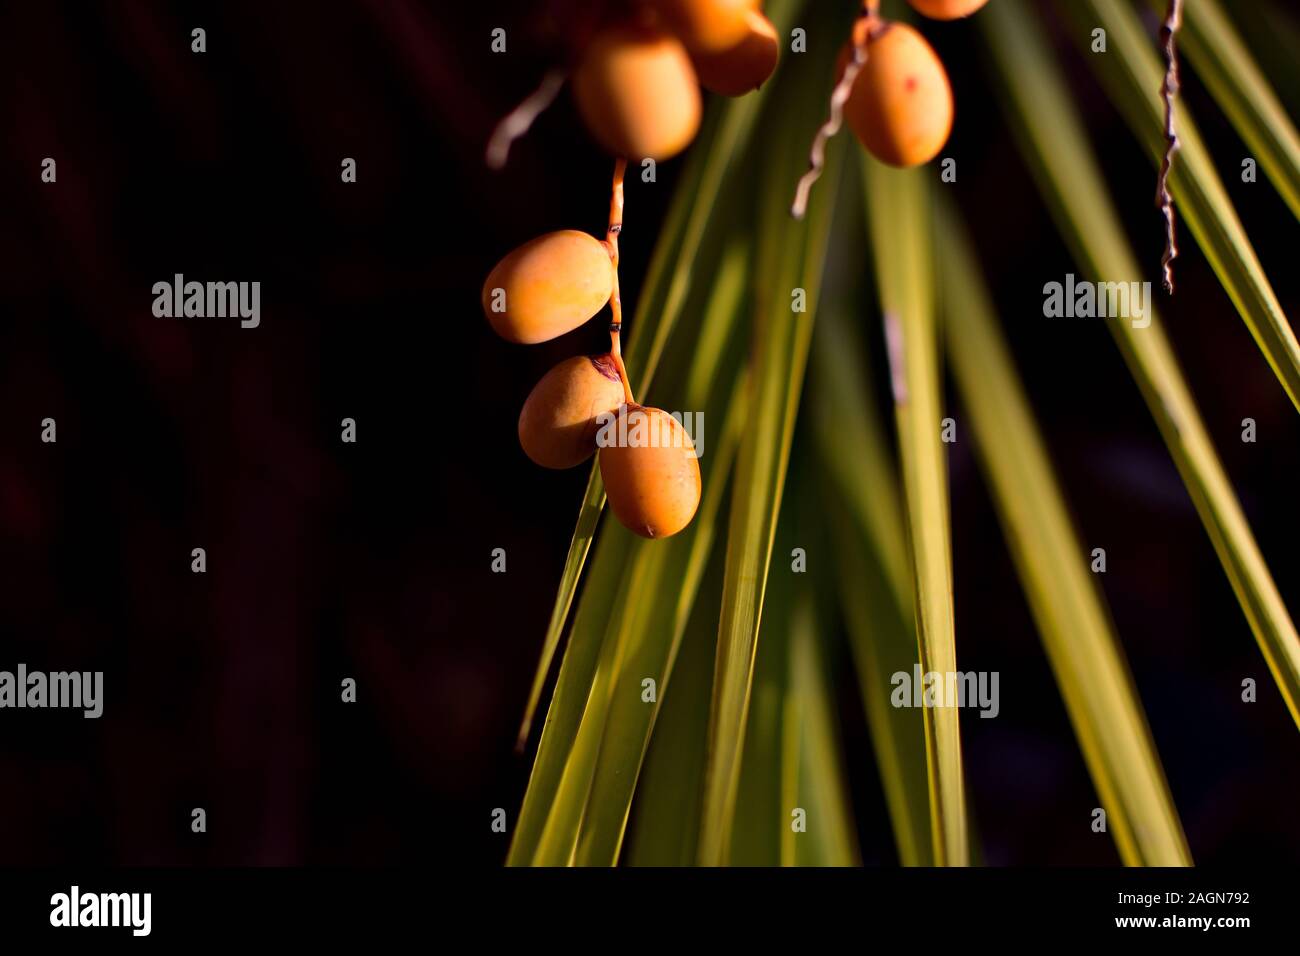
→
(605, 157, 636, 405)
(791, 0, 881, 219)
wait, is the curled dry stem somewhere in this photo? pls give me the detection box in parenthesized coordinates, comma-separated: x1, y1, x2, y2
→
(486, 69, 567, 170)
(604, 158, 636, 405)
(1156, 0, 1183, 294)
(791, 0, 881, 219)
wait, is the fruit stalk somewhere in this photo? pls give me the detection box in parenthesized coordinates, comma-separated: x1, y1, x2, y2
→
(604, 157, 637, 404)
(485, 69, 567, 170)
(1156, 0, 1183, 294)
(791, 0, 880, 218)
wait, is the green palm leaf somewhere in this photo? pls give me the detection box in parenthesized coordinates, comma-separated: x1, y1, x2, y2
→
(697, 36, 844, 863)
(571, 293, 752, 865)
(938, 196, 1191, 866)
(1064, 0, 1300, 411)
(983, 0, 1300, 731)
(812, 304, 931, 865)
(862, 154, 967, 867)
(787, 592, 860, 866)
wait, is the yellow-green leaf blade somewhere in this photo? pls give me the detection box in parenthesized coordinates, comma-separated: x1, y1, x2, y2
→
(983, 0, 1300, 731)
(697, 43, 844, 863)
(813, 305, 932, 866)
(788, 593, 860, 867)
(862, 154, 968, 867)
(515, 470, 606, 751)
(506, 517, 634, 865)
(1067, 0, 1300, 411)
(938, 196, 1191, 866)
(571, 337, 752, 866)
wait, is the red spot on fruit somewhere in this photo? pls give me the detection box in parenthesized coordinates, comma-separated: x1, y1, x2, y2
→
(905, 76, 918, 92)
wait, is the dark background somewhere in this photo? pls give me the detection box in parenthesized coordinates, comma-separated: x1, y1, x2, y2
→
(1, 0, 1297, 866)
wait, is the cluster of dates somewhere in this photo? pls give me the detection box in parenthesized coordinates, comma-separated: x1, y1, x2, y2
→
(563, 0, 990, 169)
(483, 214, 702, 541)
(570, 0, 781, 161)
(483, 1, 991, 541)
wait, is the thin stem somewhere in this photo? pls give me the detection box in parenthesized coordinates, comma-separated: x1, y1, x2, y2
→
(604, 158, 636, 405)
(486, 69, 566, 170)
(1156, 0, 1183, 294)
(791, 1, 880, 219)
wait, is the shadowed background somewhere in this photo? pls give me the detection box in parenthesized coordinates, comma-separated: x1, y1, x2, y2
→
(0, 0, 1297, 865)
